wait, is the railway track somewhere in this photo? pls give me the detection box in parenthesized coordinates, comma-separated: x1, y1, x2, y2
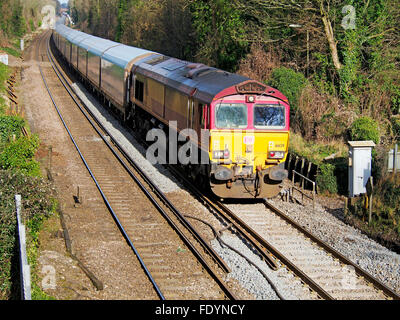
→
(36, 30, 237, 300)
(161, 157, 400, 300)
(37, 28, 399, 300)
(223, 200, 400, 300)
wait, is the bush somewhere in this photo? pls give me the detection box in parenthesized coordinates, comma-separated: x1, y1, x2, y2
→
(0, 135, 40, 177)
(0, 115, 26, 143)
(349, 116, 380, 144)
(0, 170, 56, 299)
(316, 163, 338, 194)
(391, 116, 400, 141)
(268, 67, 308, 115)
(372, 174, 400, 236)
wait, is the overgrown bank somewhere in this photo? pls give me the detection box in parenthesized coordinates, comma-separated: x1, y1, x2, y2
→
(0, 47, 56, 300)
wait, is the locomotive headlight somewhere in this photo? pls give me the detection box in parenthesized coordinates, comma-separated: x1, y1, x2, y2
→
(213, 149, 230, 159)
(246, 95, 255, 103)
(268, 151, 285, 159)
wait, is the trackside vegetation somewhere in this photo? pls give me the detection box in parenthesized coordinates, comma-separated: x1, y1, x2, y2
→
(0, 65, 57, 301)
(0, 4, 57, 298)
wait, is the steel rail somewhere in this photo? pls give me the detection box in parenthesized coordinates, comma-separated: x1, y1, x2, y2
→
(165, 166, 334, 300)
(126, 124, 283, 273)
(48, 34, 231, 275)
(45, 31, 237, 299)
(264, 200, 400, 300)
(48, 28, 337, 300)
(36, 30, 166, 299)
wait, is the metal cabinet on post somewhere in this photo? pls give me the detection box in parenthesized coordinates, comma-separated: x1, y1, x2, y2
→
(348, 141, 376, 198)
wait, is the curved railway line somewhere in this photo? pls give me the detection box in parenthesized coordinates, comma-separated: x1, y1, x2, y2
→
(31, 29, 400, 300)
(228, 200, 400, 300)
(36, 30, 238, 300)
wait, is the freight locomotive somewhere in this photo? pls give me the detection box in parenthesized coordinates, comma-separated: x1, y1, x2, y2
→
(53, 23, 290, 199)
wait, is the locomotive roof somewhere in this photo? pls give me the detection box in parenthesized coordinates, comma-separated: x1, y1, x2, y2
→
(134, 58, 249, 103)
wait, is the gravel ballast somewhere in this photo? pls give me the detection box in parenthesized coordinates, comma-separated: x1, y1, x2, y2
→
(72, 82, 182, 194)
(268, 197, 400, 295)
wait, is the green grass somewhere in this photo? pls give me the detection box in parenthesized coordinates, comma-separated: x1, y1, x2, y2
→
(0, 62, 10, 92)
(0, 62, 57, 299)
(0, 46, 20, 58)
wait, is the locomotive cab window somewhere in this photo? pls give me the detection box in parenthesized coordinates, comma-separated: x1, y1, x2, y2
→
(135, 79, 144, 102)
(253, 104, 285, 129)
(215, 103, 247, 129)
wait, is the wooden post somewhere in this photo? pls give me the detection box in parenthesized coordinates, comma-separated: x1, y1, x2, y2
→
(48, 146, 52, 171)
(366, 177, 374, 225)
(47, 146, 53, 181)
(306, 161, 312, 189)
(77, 186, 81, 204)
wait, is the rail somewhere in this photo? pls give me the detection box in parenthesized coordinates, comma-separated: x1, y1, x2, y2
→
(44, 30, 236, 299)
(164, 165, 334, 300)
(264, 199, 400, 300)
(38, 30, 165, 300)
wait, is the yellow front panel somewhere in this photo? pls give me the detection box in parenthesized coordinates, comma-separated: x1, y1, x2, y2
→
(210, 130, 289, 172)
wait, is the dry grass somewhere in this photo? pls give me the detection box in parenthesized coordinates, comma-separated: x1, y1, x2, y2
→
(294, 83, 357, 141)
(237, 43, 281, 82)
(289, 131, 348, 164)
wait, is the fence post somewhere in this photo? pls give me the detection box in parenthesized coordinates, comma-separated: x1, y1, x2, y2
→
(15, 195, 31, 300)
(394, 144, 398, 174)
(366, 177, 374, 225)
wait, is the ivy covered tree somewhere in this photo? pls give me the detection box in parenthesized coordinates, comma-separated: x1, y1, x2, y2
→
(0, 0, 58, 42)
(11, 2, 26, 37)
(189, 0, 248, 71)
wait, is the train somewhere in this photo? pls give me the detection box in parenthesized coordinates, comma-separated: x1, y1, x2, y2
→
(53, 23, 291, 199)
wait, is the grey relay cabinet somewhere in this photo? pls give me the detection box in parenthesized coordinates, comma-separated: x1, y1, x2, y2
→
(348, 141, 375, 198)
